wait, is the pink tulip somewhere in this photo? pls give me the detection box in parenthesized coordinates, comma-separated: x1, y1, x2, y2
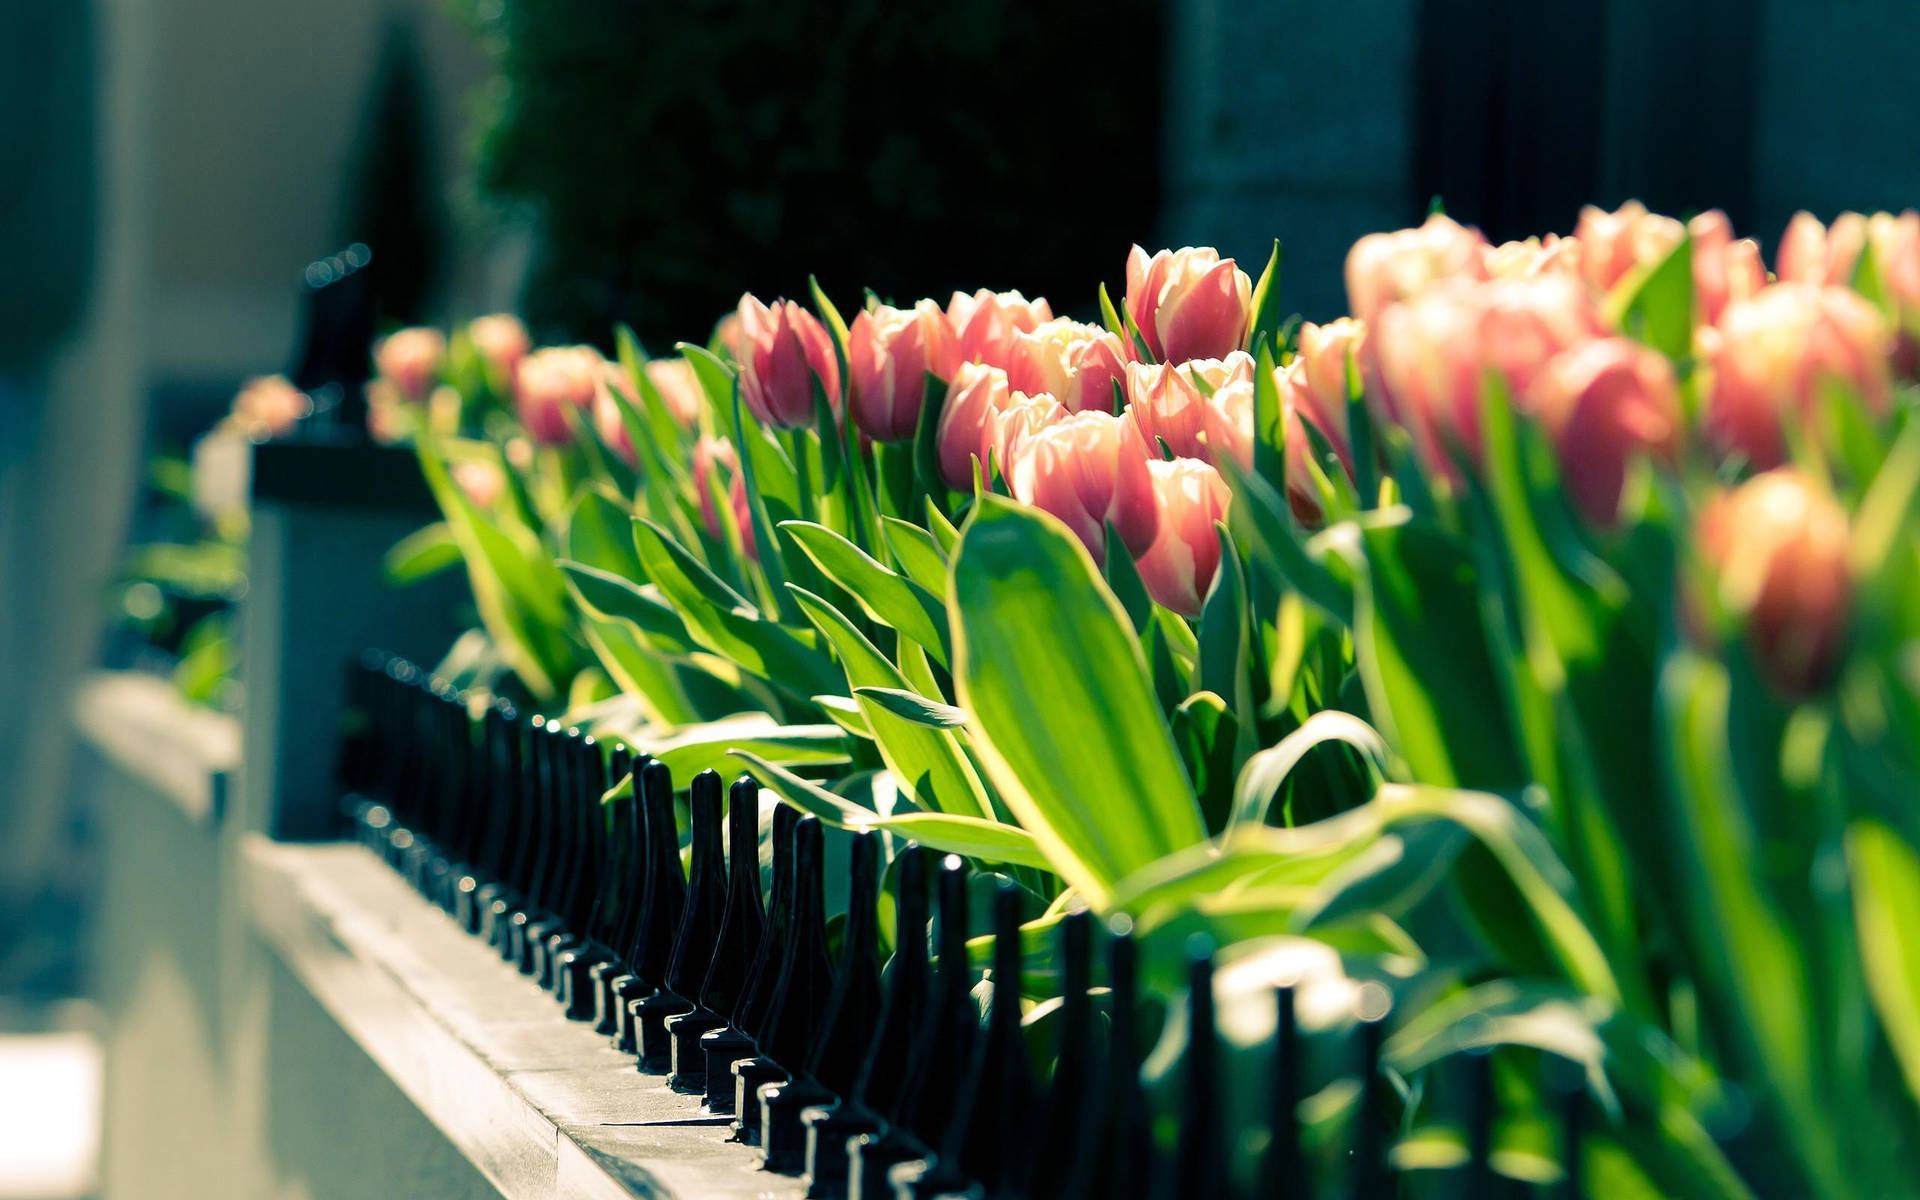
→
(849, 299, 956, 442)
(736, 294, 841, 429)
(937, 362, 1014, 489)
(452, 460, 505, 509)
(1370, 275, 1604, 484)
(1009, 318, 1129, 414)
(1283, 319, 1364, 469)
(1124, 352, 1256, 463)
(1007, 411, 1159, 563)
(993, 391, 1070, 478)
(593, 363, 640, 464)
(713, 311, 745, 360)
(649, 357, 705, 428)
(467, 314, 530, 385)
(1776, 211, 1869, 287)
(693, 435, 755, 559)
(1278, 319, 1365, 522)
(1484, 233, 1581, 280)
(947, 288, 1053, 369)
(231, 375, 311, 438)
(1696, 469, 1851, 695)
(1574, 201, 1685, 295)
(374, 327, 447, 403)
(515, 345, 604, 446)
(1124, 246, 1254, 363)
(1134, 457, 1232, 616)
(1688, 211, 1768, 327)
(1703, 283, 1893, 468)
(1344, 214, 1490, 325)
(1531, 337, 1683, 527)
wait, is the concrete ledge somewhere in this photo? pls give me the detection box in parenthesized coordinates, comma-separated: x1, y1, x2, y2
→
(242, 836, 801, 1200)
(73, 671, 239, 829)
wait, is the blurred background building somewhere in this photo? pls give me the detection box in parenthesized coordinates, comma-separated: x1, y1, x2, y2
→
(4, 0, 1920, 1195)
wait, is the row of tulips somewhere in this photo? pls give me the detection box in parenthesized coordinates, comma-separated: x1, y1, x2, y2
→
(357, 200, 1920, 1198)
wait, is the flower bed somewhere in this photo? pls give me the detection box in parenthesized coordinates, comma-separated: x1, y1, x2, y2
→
(349, 204, 1920, 1199)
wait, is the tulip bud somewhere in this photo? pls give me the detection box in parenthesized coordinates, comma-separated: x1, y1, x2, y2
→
(994, 391, 1069, 478)
(1278, 319, 1365, 522)
(1688, 210, 1767, 327)
(736, 294, 841, 429)
(1574, 201, 1685, 295)
(849, 299, 956, 442)
(713, 311, 745, 362)
(374, 327, 447, 404)
(1009, 318, 1129, 414)
(947, 288, 1054, 369)
(467, 314, 530, 386)
(593, 363, 640, 465)
(1007, 411, 1159, 563)
(1531, 337, 1683, 527)
(515, 345, 604, 446)
(1124, 245, 1254, 363)
(647, 357, 705, 428)
(1134, 458, 1232, 617)
(452, 460, 505, 509)
(937, 362, 1013, 489)
(1484, 233, 1581, 280)
(1124, 351, 1256, 463)
(1776, 211, 1869, 287)
(693, 435, 755, 559)
(230, 375, 311, 439)
(1370, 275, 1604, 484)
(1344, 214, 1490, 325)
(1695, 469, 1851, 695)
(1704, 283, 1893, 468)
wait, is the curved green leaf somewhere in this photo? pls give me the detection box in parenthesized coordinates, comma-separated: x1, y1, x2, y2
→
(782, 520, 951, 666)
(790, 586, 993, 820)
(950, 497, 1205, 906)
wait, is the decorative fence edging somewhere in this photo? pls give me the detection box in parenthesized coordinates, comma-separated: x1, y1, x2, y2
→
(345, 652, 1590, 1199)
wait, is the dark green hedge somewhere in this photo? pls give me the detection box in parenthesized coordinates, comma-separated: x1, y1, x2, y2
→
(454, 0, 1164, 345)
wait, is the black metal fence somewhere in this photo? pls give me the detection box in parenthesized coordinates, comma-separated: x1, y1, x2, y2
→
(342, 653, 1588, 1199)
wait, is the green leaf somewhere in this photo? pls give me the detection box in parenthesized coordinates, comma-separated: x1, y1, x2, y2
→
(560, 560, 698, 655)
(561, 485, 644, 581)
(1096, 280, 1128, 343)
(383, 521, 463, 585)
(1170, 691, 1238, 833)
(913, 372, 952, 513)
(1102, 522, 1153, 635)
(1218, 454, 1353, 623)
(925, 498, 961, 556)
(635, 714, 851, 780)
(950, 497, 1205, 905)
(1252, 336, 1287, 487)
(1197, 524, 1257, 776)
(812, 694, 872, 738)
(782, 520, 951, 667)
(614, 325, 692, 473)
(790, 586, 994, 820)
(416, 439, 573, 699)
(1607, 234, 1693, 364)
(1230, 711, 1392, 831)
(1848, 818, 1920, 1103)
(631, 518, 837, 697)
(1246, 239, 1285, 354)
(736, 751, 1049, 870)
(574, 619, 700, 726)
(881, 515, 949, 594)
(1337, 514, 1525, 790)
(854, 686, 968, 728)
